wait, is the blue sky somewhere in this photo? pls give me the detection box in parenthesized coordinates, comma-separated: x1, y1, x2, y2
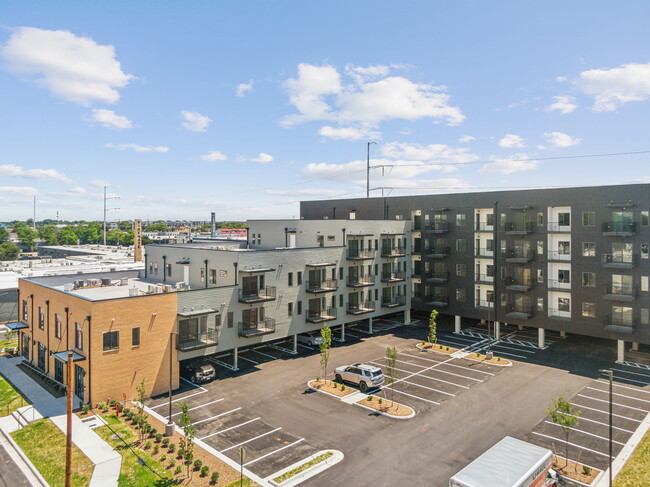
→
(1, 1, 650, 222)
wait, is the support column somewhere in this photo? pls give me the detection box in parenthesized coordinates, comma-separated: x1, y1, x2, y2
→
(454, 315, 461, 333)
(233, 347, 239, 371)
(292, 334, 298, 355)
(560, 331, 567, 338)
(368, 317, 373, 334)
(538, 328, 545, 349)
(617, 340, 625, 363)
(632, 342, 639, 351)
(341, 323, 346, 342)
(518, 324, 524, 331)
(404, 308, 411, 325)
(495, 321, 501, 341)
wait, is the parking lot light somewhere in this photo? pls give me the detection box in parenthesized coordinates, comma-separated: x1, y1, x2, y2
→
(166, 331, 178, 437)
(599, 368, 613, 487)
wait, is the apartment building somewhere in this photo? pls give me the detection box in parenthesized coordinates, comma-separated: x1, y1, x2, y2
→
(10, 219, 410, 404)
(301, 184, 650, 360)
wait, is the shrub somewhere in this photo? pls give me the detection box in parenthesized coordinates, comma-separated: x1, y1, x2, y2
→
(168, 443, 176, 453)
(316, 376, 320, 382)
(211, 472, 220, 484)
(168, 459, 176, 468)
(160, 454, 166, 462)
(149, 428, 157, 438)
(582, 465, 592, 475)
(174, 465, 182, 475)
(476, 352, 481, 357)
(97, 401, 107, 412)
(155, 433, 163, 443)
(162, 438, 170, 447)
(122, 407, 130, 415)
(445, 346, 450, 351)
(185, 452, 194, 464)
(81, 403, 91, 414)
(153, 445, 159, 455)
(193, 459, 202, 470)
(200, 465, 209, 477)
(144, 441, 151, 450)
(497, 357, 501, 361)
(109, 399, 117, 407)
(341, 384, 346, 391)
(378, 398, 383, 405)
(332, 382, 337, 389)
(367, 395, 373, 402)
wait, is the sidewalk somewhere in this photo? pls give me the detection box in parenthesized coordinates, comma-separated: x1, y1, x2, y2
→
(0, 356, 122, 486)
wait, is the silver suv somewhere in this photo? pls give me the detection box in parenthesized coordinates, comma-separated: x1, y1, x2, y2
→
(334, 363, 385, 392)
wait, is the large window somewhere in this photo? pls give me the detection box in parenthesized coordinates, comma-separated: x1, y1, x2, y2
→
(103, 330, 119, 351)
(456, 264, 466, 277)
(582, 242, 596, 257)
(582, 272, 596, 287)
(558, 298, 571, 312)
(456, 214, 466, 226)
(558, 212, 570, 226)
(38, 307, 44, 329)
(132, 327, 140, 347)
(558, 241, 570, 255)
(22, 300, 27, 321)
(54, 314, 62, 339)
(642, 211, 649, 226)
(582, 212, 595, 227)
(582, 302, 595, 318)
(456, 239, 466, 252)
(209, 269, 217, 284)
(558, 269, 570, 283)
(456, 289, 466, 301)
(75, 323, 83, 350)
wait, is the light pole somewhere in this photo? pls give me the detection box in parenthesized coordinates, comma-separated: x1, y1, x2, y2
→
(166, 331, 177, 437)
(599, 368, 613, 487)
(366, 141, 377, 198)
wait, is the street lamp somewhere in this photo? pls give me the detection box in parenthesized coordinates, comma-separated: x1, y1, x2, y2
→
(599, 368, 613, 487)
(166, 331, 178, 437)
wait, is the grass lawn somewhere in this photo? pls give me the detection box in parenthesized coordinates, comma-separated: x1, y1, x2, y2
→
(11, 418, 93, 487)
(614, 428, 650, 487)
(0, 372, 28, 416)
(94, 414, 175, 487)
(0, 337, 18, 349)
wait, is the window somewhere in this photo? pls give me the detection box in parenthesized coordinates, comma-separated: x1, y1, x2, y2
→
(642, 243, 649, 259)
(288, 272, 293, 286)
(257, 234, 261, 245)
(500, 213, 506, 226)
(537, 269, 544, 283)
(339, 267, 343, 279)
(374, 289, 379, 300)
(558, 298, 571, 312)
(558, 212, 570, 226)
(339, 294, 343, 307)
(215, 314, 221, 329)
(537, 213, 544, 225)
(38, 307, 44, 329)
(166, 263, 172, 277)
(643, 211, 649, 226)
(582, 242, 596, 257)
(642, 276, 649, 292)
(456, 289, 466, 301)
(456, 264, 466, 277)
(486, 213, 495, 227)
(486, 239, 494, 251)
(537, 297, 544, 311)
(132, 327, 140, 347)
(501, 293, 507, 306)
(537, 241, 544, 255)
(200, 267, 205, 282)
(558, 241, 570, 255)
(456, 214, 466, 226)
(54, 314, 62, 339)
(75, 323, 83, 350)
(227, 312, 233, 328)
(103, 330, 119, 351)
(582, 302, 595, 318)
(297, 301, 302, 315)
(209, 269, 217, 284)
(456, 239, 466, 252)
(288, 302, 293, 317)
(486, 290, 494, 304)
(149, 262, 153, 274)
(582, 272, 596, 287)
(297, 271, 302, 285)
(558, 269, 570, 283)
(486, 265, 494, 278)
(642, 309, 650, 325)
(153, 262, 158, 275)
(22, 300, 27, 321)
(500, 240, 507, 253)
(582, 212, 595, 227)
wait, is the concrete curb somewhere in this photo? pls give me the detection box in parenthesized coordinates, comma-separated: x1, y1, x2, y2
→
(0, 423, 49, 487)
(266, 449, 344, 486)
(416, 343, 513, 367)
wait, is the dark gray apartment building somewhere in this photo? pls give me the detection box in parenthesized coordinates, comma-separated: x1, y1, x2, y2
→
(301, 183, 650, 361)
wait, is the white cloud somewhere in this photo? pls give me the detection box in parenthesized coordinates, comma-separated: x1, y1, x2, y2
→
(0, 186, 38, 196)
(281, 63, 464, 130)
(0, 163, 71, 183)
(181, 111, 211, 132)
(479, 154, 538, 174)
(458, 135, 476, 143)
(199, 151, 228, 162)
(250, 153, 274, 164)
(236, 79, 254, 97)
(1, 27, 133, 105)
(105, 143, 170, 153)
(498, 134, 526, 148)
(90, 109, 133, 129)
(90, 179, 113, 187)
(263, 188, 348, 197)
(380, 142, 478, 166)
(318, 125, 380, 141)
(543, 131, 582, 148)
(544, 95, 577, 114)
(574, 62, 650, 111)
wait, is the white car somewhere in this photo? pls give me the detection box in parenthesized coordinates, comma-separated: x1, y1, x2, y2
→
(297, 332, 323, 347)
(334, 363, 385, 392)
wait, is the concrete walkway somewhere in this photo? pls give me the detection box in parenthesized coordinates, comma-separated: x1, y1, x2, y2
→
(0, 356, 121, 486)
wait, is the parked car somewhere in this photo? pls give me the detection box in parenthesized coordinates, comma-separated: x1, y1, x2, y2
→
(297, 332, 323, 347)
(182, 361, 216, 384)
(334, 363, 385, 392)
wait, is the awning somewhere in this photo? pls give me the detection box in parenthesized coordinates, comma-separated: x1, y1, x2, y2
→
(4, 321, 28, 331)
(176, 257, 191, 264)
(380, 231, 405, 235)
(347, 233, 373, 237)
(239, 267, 275, 273)
(177, 308, 218, 318)
(306, 262, 337, 267)
(53, 351, 86, 363)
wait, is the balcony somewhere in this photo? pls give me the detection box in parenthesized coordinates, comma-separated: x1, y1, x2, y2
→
(601, 253, 635, 269)
(504, 306, 533, 320)
(176, 329, 219, 351)
(548, 308, 571, 321)
(238, 286, 277, 303)
(429, 295, 449, 307)
(475, 299, 494, 309)
(547, 279, 571, 291)
(475, 273, 494, 284)
(547, 251, 571, 262)
(425, 246, 450, 259)
(347, 300, 376, 315)
(238, 318, 276, 338)
(381, 271, 407, 283)
(505, 222, 534, 234)
(475, 247, 494, 258)
(475, 222, 494, 232)
(603, 285, 635, 302)
(427, 272, 450, 283)
(604, 315, 636, 334)
(547, 222, 571, 233)
(347, 249, 376, 260)
(505, 277, 533, 291)
(381, 245, 407, 257)
(347, 275, 376, 287)
(505, 249, 534, 263)
(306, 279, 338, 293)
(306, 307, 337, 323)
(424, 222, 450, 234)
(381, 295, 406, 308)
(602, 222, 637, 236)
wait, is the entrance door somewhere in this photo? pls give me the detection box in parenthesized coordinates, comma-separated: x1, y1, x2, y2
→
(21, 333, 29, 360)
(74, 364, 85, 401)
(54, 360, 63, 384)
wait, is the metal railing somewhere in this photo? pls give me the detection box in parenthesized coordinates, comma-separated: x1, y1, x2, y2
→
(347, 300, 376, 314)
(547, 222, 571, 232)
(381, 271, 407, 282)
(475, 247, 494, 258)
(475, 222, 494, 232)
(306, 307, 337, 323)
(381, 295, 406, 307)
(425, 246, 450, 258)
(604, 315, 635, 332)
(475, 299, 494, 308)
(601, 253, 635, 266)
(505, 276, 533, 288)
(504, 249, 534, 261)
(604, 284, 635, 297)
(238, 318, 276, 337)
(602, 222, 637, 234)
(238, 286, 277, 303)
(381, 246, 406, 257)
(548, 308, 571, 319)
(429, 295, 449, 306)
(547, 279, 571, 290)
(347, 249, 376, 260)
(504, 222, 534, 233)
(347, 275, 376, 287)
(424, 222, 450, 233)
(427, 271, 450, 282)
(548, 250, 571, 261)
(305, 279, 338, 293)
(176, 329, 219, 351)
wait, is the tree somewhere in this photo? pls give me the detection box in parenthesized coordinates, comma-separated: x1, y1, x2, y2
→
(118, 221, 132, 232)
(428, 309, 439, 344)
(0, 242, 20, 261)
(0, 226, 9, 243)
(146, 222, 168, 232)
(119, 230, 135, 245)
(319, 324, 332, 380)
(178, 402, 196, 478)
(135, 379, 149, 443)
(58, 226, 79, 245)
(384, 346, 398, 406)
(106, 229, 122, 245)
(16, 225, 38, 251)
(547, 395, 581, 467)
(38, 225, 59, 245)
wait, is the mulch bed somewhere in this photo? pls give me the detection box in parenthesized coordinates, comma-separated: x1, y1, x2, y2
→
(309, 379, 356, 397)
(420, 343, 457, 354)
(355, 396, 414, 417)
(17, 363, 65, 398)
(553, 457, 600, 485)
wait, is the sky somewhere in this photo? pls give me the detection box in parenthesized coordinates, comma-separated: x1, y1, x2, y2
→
(1, 1, 650, 222)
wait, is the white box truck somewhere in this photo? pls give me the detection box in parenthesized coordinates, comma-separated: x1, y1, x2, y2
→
(450, 436, 559, 487)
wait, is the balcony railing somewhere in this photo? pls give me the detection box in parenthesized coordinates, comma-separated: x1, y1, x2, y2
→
(547, 279, 571, 290)
(505, 222, 534, 234)
(306, 307, 337, 323)
(604, 315, 636, 334)
(547, 222, 571, 233)
(176, 329, 219, 351)
(476, 273, 494, 283)
(475, 247, 494, 258)
(381, 271, 407, 282)
(475, 222, 494, 232)
(347, 300, 376, 315)
(347, 275, 376, 287)
(424, 222, 450, 233)
(504, 249, 534, 262)
(602, 222, 637, 235)
(381, 295, 406, 308)
(475, 299, 494, 309)
(548, 308, 571, 320)
(547, 250, 571, 261)
(238, 318, 276, 338)
(504, 306, 533, 319)
(238, 286, 277, 303)
(381, 246, 406, 257)
(347, 249, 376, 260)
(603, 284, 635, 301)
(601, 253, 635, 268)
(427, 271, 450, 283)
(429, 295, 449, 307)
(505, 277, 533, 290)
(306, 279, 338, 293)
(425, 246, 450, 258)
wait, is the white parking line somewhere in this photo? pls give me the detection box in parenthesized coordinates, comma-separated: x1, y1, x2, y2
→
(398, 378, 456, 396)
(220, 427, 282, 453)
(572, 403, 642, 423)
(250, 348, 278, 360)
(383, 386, 440, 405)
(170, 398, 224, 417)
(576, 394, 649, 413)
(532, 432, 610, 458)
(345, 332, 361, 339)
(557, 413, 634, 434)
(438, 338, 476, 348)
(243, 438, 305, 467)
(474, 345, 527, 359)
(194, 407, 241, 425)
(151, 389, 207, 409)
(238, 354, 260, 365)
(180, 377, 208, 391)
(544, 421, 626, 446)
(401, 352, 494, 376)
(370, 361, 469, 390)
(596, 378, 650, 395)
(490, 343, 536, 354)
(200, 417, 261, 440)
(296, 343, 313, 350)
(586, 386, 650, 404)
(612, 367, 650, 379)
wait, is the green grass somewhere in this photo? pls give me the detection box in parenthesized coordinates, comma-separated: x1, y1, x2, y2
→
(0, 372, 28, 416)
(11, 418, 93, 487)
(272, 451, 334, 484)
(614, 428, 650, 487)
(224, 478, 259, 487)
(94, 414, 176, 487)
(0, 337, 18, 350)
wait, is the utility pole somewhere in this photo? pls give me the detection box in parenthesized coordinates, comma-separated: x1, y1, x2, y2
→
(65, 351, 73, 487)
(103, 186, 120, 245)
(600, 369, 613, 487)
(367, 141, 376, 198)
(33, 196, 36, 231)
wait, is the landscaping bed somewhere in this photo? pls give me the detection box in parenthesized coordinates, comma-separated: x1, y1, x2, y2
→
(417, 342, 512, 366)
(11, 418, 93, 487)
(272, 451, 334, 485)
(308, 379, 356, 397)
(17, 361, 65, 398)
(463, 351, 512, 366)
(0, 371, 29, 416)
(552, 457, 600, 485)
(354, 395, 414, 418)
(418, 342, 457, 354)
(614, 428, 650, 487)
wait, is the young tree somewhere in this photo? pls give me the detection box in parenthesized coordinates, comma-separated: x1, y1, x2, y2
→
(384, 346, 398, 406)
(135, 379, 149, 443)
(178, 402, 196, 478)
(0, 242, 20, 261)
(428, 309, 439, 344)
(319, 324, 332, 381)
(547, 395, 581, 467)
(0, 226, 9, 243)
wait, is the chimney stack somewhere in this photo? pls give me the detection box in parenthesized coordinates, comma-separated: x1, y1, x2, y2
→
(210, 212, 216, 238)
